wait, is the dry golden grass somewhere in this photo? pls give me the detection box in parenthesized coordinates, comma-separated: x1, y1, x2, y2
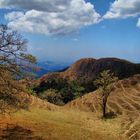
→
(0, 108, 127, 140)
(0, 75, 140, 139)
(66, 74, 140, 140)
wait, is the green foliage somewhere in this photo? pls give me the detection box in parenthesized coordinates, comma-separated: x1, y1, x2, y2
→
(94, 70, 118, 118)
(69, 80, 85, 99)
(39, 89, 64, 105)
(34, 77, 85, 104)
(75, 76, 96, 93)
(27, 88, 36, 96)
(94, 70, 118, 94)
(20, 53, 37, 64)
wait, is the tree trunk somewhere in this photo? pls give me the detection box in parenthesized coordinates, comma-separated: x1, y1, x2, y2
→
(102, 97, 107, 118)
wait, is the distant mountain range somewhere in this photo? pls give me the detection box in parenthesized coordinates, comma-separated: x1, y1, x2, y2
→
(34, 61, 70, 77)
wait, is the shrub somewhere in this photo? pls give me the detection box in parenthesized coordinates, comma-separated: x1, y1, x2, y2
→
(34, 78, 86, 104)
(39, 89, 64, 105)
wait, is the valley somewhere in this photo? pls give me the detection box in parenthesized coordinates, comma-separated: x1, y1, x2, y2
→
(1, 53, 140, 140)
(0, 72, 140, 139)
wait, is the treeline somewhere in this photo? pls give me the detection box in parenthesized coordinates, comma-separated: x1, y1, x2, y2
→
(33, 78, 86, 105)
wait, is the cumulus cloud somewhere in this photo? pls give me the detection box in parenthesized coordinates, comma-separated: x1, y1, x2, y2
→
(104, 0, 140, 19)
(137, 18, 140, 28)
(1, 0, 101, 35)
(0, 0, 70, 12)
(5, 11, 24, 21)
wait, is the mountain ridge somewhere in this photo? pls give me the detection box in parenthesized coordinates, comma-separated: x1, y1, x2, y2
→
(39, 57, 140, 82)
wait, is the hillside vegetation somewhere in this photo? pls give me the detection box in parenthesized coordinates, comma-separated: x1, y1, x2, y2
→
(66, 74, 140, 139)
(33, 58, 140, 105)
(0, 75, 140, 139)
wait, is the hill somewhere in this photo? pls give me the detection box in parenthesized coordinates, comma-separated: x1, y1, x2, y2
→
(1, 75, 140, 139)
(14, 92, 59, 111)
(39, 57, 140, 82)
(0, 91, 128, 140)
(1, 58, 140, 140)
(66, 74, 140, 139)
(34, 58, 140, 102)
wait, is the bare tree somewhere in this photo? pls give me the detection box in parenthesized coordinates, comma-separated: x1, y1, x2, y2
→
(0, 24, 36, 76)
(94, 70, 118, 118)
(0, 24, 36, 113)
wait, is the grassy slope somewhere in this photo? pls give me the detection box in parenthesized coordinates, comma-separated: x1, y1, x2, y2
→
(66, 75, 140, 140)
(1, 75, 140, 140)
(0, 108, 126, 140)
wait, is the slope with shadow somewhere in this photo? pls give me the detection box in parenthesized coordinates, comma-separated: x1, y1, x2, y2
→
(16, 92, 59, 111)
(39, 57, 140, 82)
(65, 74, 140, 140)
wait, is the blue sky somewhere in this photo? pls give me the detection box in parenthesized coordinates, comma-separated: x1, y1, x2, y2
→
(0, 0, 140, 63)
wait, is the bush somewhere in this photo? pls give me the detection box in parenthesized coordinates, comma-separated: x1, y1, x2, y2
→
(27, 88, 37, 96)
(34, 78, 86, 104)
(39, 89, 64, 105)
(0, 70, 30, 114)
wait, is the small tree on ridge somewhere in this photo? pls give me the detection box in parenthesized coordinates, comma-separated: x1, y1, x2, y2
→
(94, 70, 118, 118)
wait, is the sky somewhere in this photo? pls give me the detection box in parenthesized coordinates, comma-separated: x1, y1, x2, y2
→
(0, 0, 140, 63)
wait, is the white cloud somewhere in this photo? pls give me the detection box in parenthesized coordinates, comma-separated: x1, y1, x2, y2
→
(0, 0, 70, 12)
(1, 0, 101, 35)
(104, 0, 140, 19)
(137, 18, 140, 28)
(5, 11, 24, 21)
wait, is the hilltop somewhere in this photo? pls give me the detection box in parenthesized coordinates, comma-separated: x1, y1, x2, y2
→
(39, 57, 140, 82)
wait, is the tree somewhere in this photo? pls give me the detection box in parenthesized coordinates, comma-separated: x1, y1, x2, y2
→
(0, 24, 36, 76)
(0, 24, 37, 113)
(34, 77, 85, 104)
(94, 70, 118, 118)
(39, 89, 64, 105)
